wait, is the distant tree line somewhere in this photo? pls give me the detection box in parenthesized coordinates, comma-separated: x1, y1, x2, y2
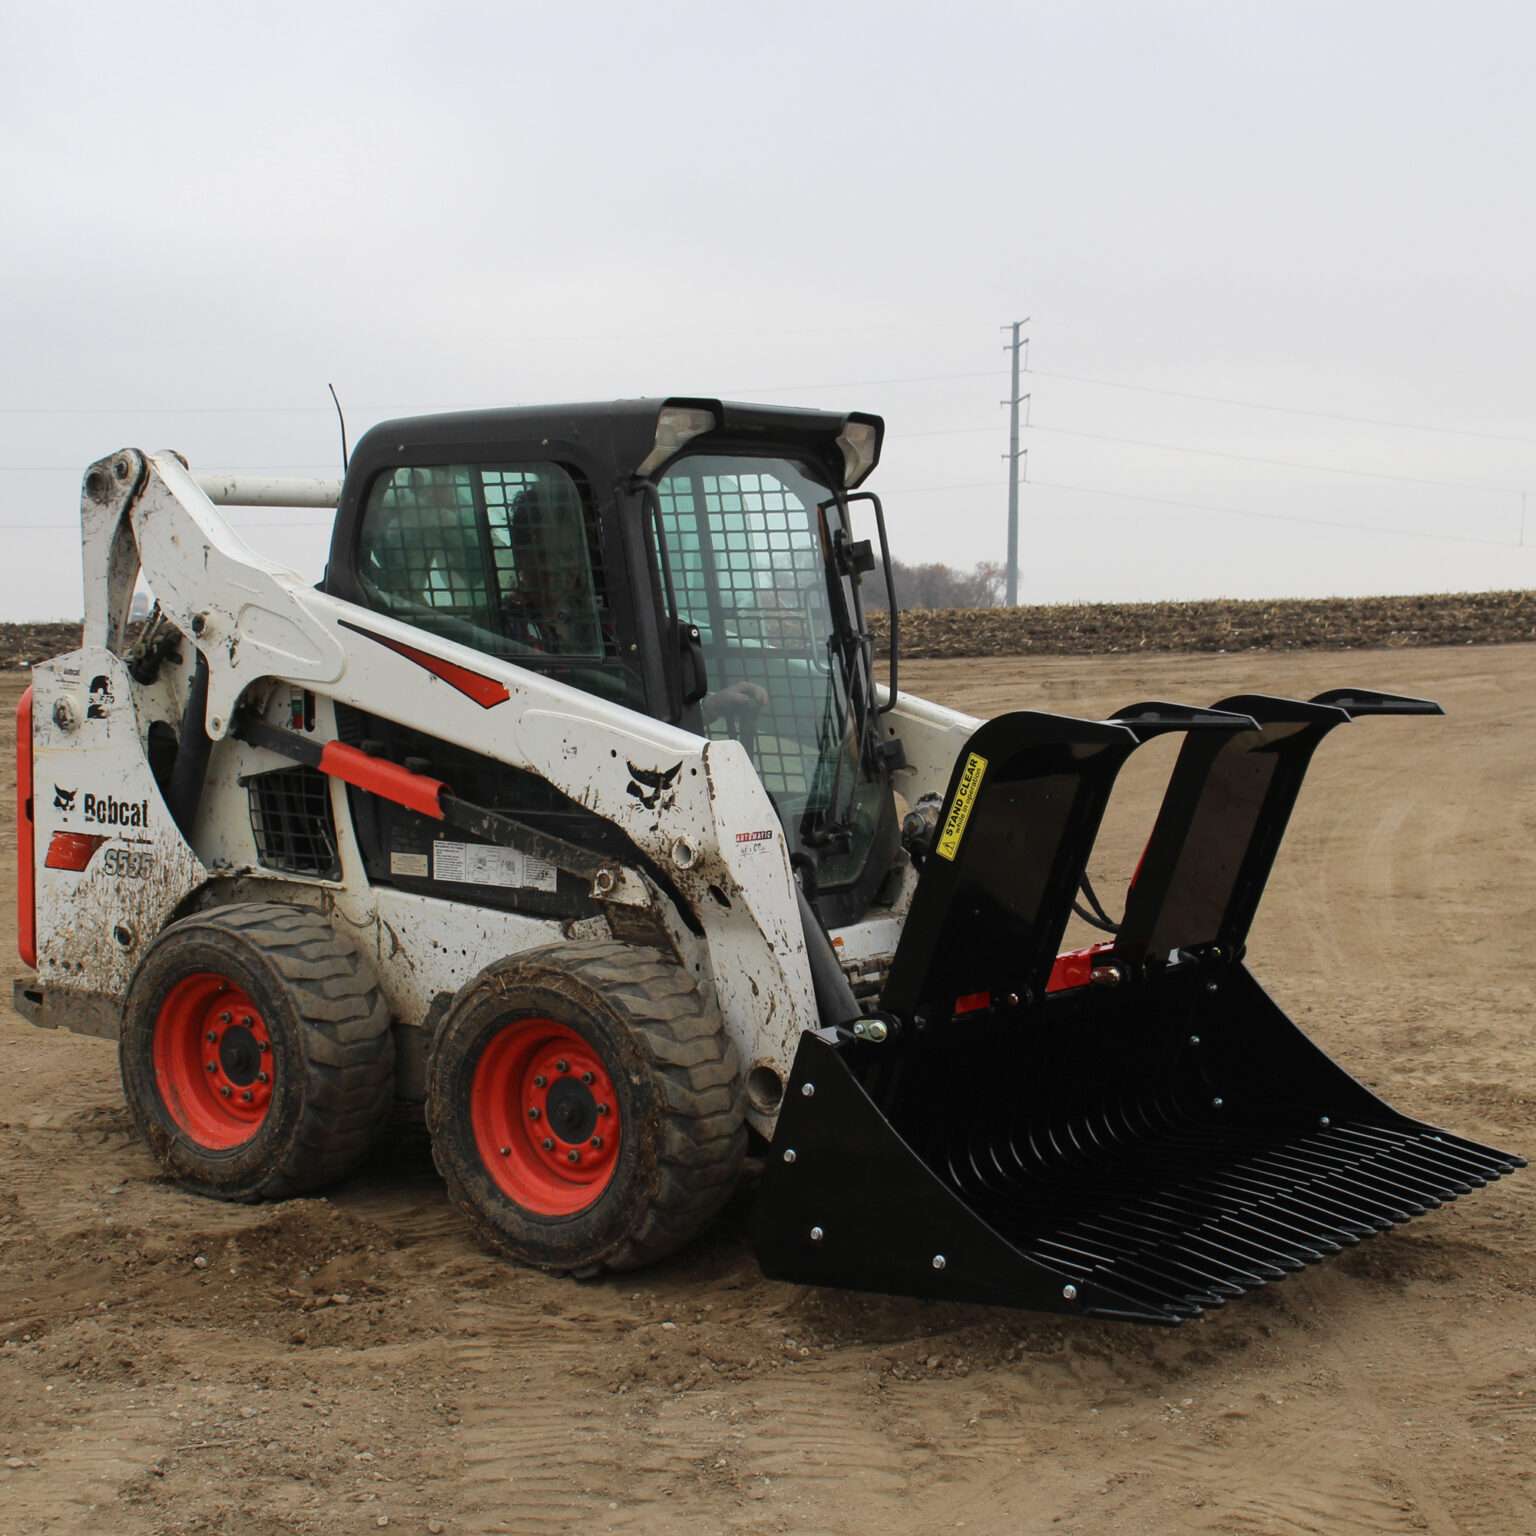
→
(861, 558, 1006, 611)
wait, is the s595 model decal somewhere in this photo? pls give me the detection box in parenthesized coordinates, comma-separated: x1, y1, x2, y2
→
(100, 847, 155, 879)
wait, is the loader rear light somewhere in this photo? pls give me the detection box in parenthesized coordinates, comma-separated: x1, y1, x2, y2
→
(953, 991, 991, 1016)
(16, 686, 35, 967)
(45, 831, 108, 872)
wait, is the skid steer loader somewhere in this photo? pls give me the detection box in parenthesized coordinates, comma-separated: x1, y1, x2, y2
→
(14, 399, 1520, 1324)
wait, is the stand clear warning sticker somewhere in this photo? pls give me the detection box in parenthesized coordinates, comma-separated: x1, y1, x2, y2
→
(935, 752, 987, 861)
(432, 840, 558, 891)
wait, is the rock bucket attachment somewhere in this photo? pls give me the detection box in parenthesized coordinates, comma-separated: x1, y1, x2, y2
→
(755, 691, 1523, 1323)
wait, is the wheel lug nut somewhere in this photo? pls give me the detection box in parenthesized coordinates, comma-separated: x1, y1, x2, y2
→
(205, 1062, 217, 1073)
(219, 1086, 232, 1098)
(555, 1059, 569, 1073)
(533, 1074, 547, 1088)
(528, 1107, 540, 1120)
(590, 1136, 603, 1150)
(258, 1041, 269, 1053)
(240, 1015, 253, 1027)
(541, 1138, 554, 1151)
(596, 1103, 609, 1116)
(499, 1146, 511, 1157)
(218, 1012, 232, 1024)
(581, 1071, 594, 1085)
(206, 1030, 218, 1043)
(241, 1090, 253, 1103)
(567, 1150, 580, 1163)
(257, 1071, 269, 1084)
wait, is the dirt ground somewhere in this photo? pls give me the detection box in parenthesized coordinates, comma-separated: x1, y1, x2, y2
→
(1, 645, 1532, 1536)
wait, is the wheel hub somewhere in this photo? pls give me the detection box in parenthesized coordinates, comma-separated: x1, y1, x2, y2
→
(544, 1076, 598, 1145)
(217, 1025, 261, 1086)
(151, 974, 274, 1149)
(470, 1018, 622, 1216)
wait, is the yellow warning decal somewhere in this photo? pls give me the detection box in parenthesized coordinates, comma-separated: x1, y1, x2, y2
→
(935, 751, 988, 861)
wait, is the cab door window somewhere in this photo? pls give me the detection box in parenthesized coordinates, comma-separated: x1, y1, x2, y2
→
(358, 462, 608, 659)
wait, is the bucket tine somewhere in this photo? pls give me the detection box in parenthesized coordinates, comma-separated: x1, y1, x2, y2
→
(1310, 688, 1444, 718)
(1117, 694, 1352, 964)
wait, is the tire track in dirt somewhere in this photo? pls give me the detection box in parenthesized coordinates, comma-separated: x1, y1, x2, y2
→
(3, 649, 1533, 1535)
(2, 1389, 173, 1533)
(451, 1292, 661, 1533)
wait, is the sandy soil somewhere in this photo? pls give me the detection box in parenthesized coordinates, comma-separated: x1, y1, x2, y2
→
(1, 645, 1532, 1536)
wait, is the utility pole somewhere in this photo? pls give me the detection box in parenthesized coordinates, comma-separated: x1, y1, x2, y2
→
(1001, 318, 1030, 606)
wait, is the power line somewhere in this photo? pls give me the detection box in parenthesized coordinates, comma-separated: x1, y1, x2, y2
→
(1026, 478, 1528, 550)
(4, 365, 1533, 449)
(1025, 424, 1525, 495)
(725, 368, 1005, 395)
(0, 368, 1009, 416)
(2, 476, 1528, 556)
(1028, 368, 1536, 448)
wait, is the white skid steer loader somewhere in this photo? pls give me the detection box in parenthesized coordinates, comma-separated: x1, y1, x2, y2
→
(14, 400, 1521, 1323)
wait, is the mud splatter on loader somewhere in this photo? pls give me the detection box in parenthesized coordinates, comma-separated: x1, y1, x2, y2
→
(14, 401, 1521, 1322)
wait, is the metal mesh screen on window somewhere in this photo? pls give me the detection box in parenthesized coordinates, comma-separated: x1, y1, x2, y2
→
(248, 766, 340, 880)
(658, 466, 839, 800)
(482, 468, 604, 656)
(360, 463, 605, 659)
(365, 466, 490, 623)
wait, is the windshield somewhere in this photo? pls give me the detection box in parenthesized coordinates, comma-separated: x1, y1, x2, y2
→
(656, 453, 888, 893)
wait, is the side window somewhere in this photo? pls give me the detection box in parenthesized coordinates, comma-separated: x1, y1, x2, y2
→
(358, 462, 607, 660)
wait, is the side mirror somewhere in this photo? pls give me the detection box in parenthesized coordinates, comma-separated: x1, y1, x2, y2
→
(836, 536, 878, 578)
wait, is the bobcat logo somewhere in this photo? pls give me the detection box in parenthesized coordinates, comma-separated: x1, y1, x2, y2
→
(625, 761, 681, 813)
(86, 674, 113, 720)
(54, 785, 77, 813)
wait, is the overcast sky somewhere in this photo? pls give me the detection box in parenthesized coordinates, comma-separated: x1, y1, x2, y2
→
(2, 0, 1533, 618)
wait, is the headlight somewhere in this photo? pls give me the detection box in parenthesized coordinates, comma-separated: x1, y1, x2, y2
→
(637, 405, 717, 476)
(836, 420, 880, 486)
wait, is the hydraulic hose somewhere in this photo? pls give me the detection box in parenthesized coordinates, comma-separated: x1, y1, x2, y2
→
(166, 651, 212, 842)
(795, 883, 862, 1030)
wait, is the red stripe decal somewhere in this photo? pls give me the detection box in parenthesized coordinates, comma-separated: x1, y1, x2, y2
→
(45, 831, 107, 872)
(318, 741, 446, 820)
(16, 688, 35, 963)
(340, 621, 510, 709)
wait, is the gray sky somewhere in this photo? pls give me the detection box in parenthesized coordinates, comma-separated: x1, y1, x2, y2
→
(3, 0, 1533, 618)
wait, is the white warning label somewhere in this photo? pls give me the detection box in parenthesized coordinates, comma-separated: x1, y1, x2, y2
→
(432, 840, 558, 891)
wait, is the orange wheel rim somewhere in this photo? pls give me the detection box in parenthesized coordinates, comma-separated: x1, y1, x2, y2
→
(151, 972, 274, 1149)
(471, 1018, 622, 1216)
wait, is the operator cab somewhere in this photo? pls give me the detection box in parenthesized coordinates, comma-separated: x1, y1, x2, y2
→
(324, 399, 901, 928)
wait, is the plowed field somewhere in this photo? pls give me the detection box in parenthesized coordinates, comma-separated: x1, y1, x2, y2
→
(2, 643, 1532, 1536)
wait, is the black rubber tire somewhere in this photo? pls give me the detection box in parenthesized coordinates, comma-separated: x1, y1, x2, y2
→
(120, 902, 394, 1201)
(427, 941, 746, 1274)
